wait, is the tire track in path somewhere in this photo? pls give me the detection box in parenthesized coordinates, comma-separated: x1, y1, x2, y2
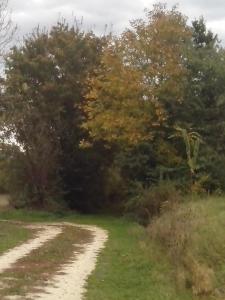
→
(0, 222, 108, 300)
(0, 224, 62, 273)
(28, 223, 108, 300)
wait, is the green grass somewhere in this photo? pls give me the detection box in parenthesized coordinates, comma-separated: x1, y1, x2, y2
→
(0, 222, 34, 255)
(84, 220, 192, 300)
(0, 209, 192, 300)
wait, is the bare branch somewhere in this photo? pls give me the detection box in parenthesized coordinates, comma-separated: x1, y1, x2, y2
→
(0, 0, 16, 57)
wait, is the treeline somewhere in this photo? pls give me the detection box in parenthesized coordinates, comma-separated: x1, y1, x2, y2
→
(0, 3, 225, 215)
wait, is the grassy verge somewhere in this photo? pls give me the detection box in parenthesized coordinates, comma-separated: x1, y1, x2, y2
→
(148, 196, 225, 299)
(0, 210, 192, 300)
(84, 219, 193, 300)
(0, 222, 34, 255)
(0, 225, 92, 299)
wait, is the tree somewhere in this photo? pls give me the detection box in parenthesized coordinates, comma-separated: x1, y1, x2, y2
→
(0, 0, 16, 57)
(2, 22, 106, 208)
(177, 18, 225, 191)
(171, 127, 201, 181)
(83, 4, 191, 147)
(192, 17, 217, 49)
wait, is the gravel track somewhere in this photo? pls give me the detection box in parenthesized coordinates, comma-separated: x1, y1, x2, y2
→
(0, 224, 62, 273)
(0, 222, 108, 300)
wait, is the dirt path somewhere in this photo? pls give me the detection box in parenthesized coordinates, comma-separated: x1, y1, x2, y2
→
(0, 224, 62, 273)
(0, 222, 108, 300)
(29, 223, 108, 300)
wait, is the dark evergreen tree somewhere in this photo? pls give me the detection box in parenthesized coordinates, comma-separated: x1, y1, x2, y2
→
(178, 18, 225, 190)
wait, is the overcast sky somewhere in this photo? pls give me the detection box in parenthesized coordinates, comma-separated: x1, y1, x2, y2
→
(9, 0, 225, 44)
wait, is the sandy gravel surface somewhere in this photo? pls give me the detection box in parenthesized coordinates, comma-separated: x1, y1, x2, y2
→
(0, 224, 62, 273)
(29, 223, 108, 300)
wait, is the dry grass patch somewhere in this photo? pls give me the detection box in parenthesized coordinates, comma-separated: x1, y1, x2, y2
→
(0, 195, 10, 210)
(148, 197, 225, 299)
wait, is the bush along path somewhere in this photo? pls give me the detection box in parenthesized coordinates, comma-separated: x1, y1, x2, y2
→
(0, 221, 108, 300)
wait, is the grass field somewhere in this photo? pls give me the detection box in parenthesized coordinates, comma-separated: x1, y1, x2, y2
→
(0, 196, 225, 300)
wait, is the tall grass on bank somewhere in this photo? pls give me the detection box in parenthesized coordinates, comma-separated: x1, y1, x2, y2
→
(148, 196, 225, 299)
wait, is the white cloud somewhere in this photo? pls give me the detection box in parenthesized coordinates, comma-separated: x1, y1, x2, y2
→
(7, 0, 225, 44)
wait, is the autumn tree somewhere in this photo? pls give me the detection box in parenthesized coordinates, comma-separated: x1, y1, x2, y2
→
(83, 4, 191, 147)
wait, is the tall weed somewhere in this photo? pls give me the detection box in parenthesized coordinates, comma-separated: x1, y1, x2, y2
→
(148, 203, 215, 296)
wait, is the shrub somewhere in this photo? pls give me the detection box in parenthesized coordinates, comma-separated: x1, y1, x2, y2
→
(103, 166, 128, 212)
(148, 205, 194, 262)
(126, 181, 181, 225)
